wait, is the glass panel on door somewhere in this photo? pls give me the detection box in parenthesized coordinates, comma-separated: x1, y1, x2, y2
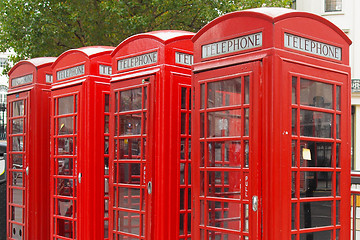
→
(291, 76, 341, 239)
(112, 84, 148, 239)
(198, 74, 252, 239)
(52, 94, 78, 239)
(8, 98, 26, 240)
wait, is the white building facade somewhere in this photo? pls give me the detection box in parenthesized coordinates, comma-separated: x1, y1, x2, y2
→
(0, 50, 11, 140)
(295, 0, 360, 169)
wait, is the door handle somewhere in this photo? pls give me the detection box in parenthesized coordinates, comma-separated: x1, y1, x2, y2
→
(26, 166, 29, 176)
(252, 195, 258, 212)
(147, 181, 152, 194)
(78, 173, 82, 183)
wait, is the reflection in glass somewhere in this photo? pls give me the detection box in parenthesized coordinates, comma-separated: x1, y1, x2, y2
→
(207, 201, 240, 231)
(12, 136, 23, 152)
(57, 199, 73, 217)
(292, 109, 297, 135)
(57, 179, 74, 197)
(12, 100, 24, 117)
(207, 141, 241, 168)
(292, 76, 297, 104)
(58, 117, 74, 135)
(300, 201, 332, 229)
(300, 110, 332, 138)
(336, 143, 340, 168)
(118, 163, 141, 185)
(292, 140, 297, 167)
(118, 188, 141, 210)
(300, 141, 332, 167)
(299, 172, 332, 198)
(117, 212, 141, 235)
(181, 87, 187, 109)
(336, 86, 341, 110)
(291, 203, 296, 230)
(300, 79, 333, 109)
(207, 171, 241, 199)
(11, 206, 23, 223)
(12, 172, 23, 186)
(119, 139, 141, 159)
(207, 110, 241, 137)
(58, 96, 74, 115)
(57, 158, 73, 176)
(292, 172, 296, 198)
(120, 88, 142, 112)
(244, 76, 250, 104)
(57, 138, 73, 155)
(119, 114, 142, 135)
(207, 78, 241, 108)
(105, 94, 110, 112)
(57, 219, 73, 238)
(244, 108, 249, 136)
(12, 154, 23, 168)
(336, 172, 340, 196)
(336, 114, 340, 139)
(200, 84, 205, 109)
(12, 119, 24, 134)
(200, 113, 204, 138)
(244, 141, 249, 168)
(300, 230, 331, 240)
(12, 189, 23, 205)
(181, 113, 186, 134)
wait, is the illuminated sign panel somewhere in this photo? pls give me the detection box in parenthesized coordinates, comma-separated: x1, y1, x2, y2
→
(12, 74, 33, 87)
(284, 33, 342, 61)
(201, 32, 262, 59)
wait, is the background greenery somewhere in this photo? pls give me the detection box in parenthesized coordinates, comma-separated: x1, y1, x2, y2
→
(0, 0, 293, 71)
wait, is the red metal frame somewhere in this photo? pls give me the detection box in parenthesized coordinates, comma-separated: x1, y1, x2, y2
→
(109, 30, 194, 240)
(7, 57, 56, 240)
(50, 46, 114, 240)
(192, 8, 351, 240)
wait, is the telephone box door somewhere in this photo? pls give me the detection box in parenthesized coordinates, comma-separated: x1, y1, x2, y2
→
(193, 61, 262, 239)
(7, 92, 28, 240)
(111, 75, 154, 239)
(51, 86, 80, 239)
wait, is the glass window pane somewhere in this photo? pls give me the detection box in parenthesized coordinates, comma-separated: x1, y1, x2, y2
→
(300, 230, 332, 240)
(118, 187, 141, 210)
(12, 100, 24, 117)
(12, 119, 23, 134)
(336, 86, 341, 110)
(58, 117, 74, 135)
(300, 201, 332, 229)
(181, 88, 187, 109)
(336, 143, 340, 168)
(119, 139, 141, 160)
(207, 171, 241, 199)
(300, 79, 333, 109)
(207, 200, 241, 231)
(57, 138, 74, 155)
(12, 136, 23, 152)
(105, 94, 110, 112)
(207, 78, 241, 108)
(207, 141, 241, 168)
(11, 154, 23, 169)
(300, 110, 332, 138)
(57, 158, 73, 176)
(292, 109, 297, 135)
(292, 140, 297, 167)
(120, 88, 142, 112)
(56, 219, 73, 238)
(244, 75, 250, 104)
(336, 114, 340, 139)
(300, 141, 333, 168)
(119, 114, 142, 135)
(292, 172, 296, 198)
(117, 211, 141, 235)
(299, 172, 332, 198)
(118, 163, 141, 185)
(58, 96, 74, 115)
(200, 84, 205, 109)
(11, 206, 23, 223)
(292, 203, 297, 230)
(244, 108, 249, 136)
(57, 178, 74, 197)
(207, 110, 241, 137)
(12, 188, 23, 205)
(12, 172, 23, 186)
(57, 199, 73, 217)
(292, 76, 297, 104)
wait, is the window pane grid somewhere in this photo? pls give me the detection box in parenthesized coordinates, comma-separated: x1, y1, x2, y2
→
(199, 75, 250, 238)
(291, 75, 340, 238)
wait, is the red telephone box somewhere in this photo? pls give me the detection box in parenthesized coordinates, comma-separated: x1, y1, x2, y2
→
(109, 30, 194, 240)
(192, 8, 351, 240)
(50, 46, 114, 240)
(7, 57, 56, 240)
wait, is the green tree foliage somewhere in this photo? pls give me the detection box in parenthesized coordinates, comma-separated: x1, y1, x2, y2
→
(0, 0, 292, 66)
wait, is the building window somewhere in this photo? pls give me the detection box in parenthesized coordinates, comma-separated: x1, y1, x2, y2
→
(0, 58, 7, 68)
(325, 0, 342, 12)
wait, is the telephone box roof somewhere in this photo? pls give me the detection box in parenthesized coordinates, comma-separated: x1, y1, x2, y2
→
(8, 57, 56, 76)
(193, 7, 351, 45)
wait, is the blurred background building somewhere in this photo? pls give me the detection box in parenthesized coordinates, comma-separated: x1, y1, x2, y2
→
(0, 51, 10, 141)
(295, 0, 360, 170)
